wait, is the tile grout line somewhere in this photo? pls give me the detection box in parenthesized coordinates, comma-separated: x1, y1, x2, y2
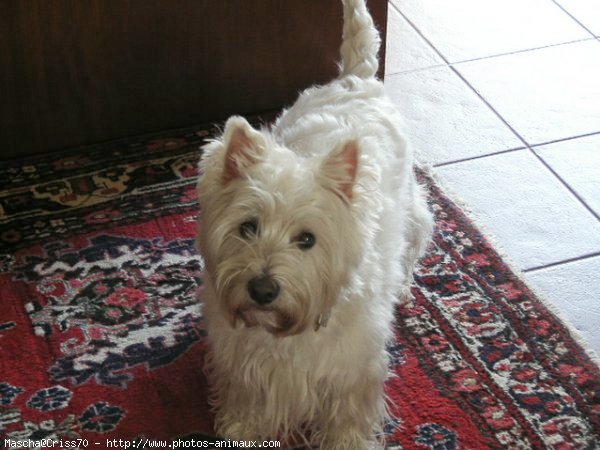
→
(523, 251, 600, 273)
(388, 1, 452, 65)
(388, 0, 600, 301)
(550, 0, 598, 39)
(433, 147, 526, 168)
(388, 1, 597, 66)
(389, 0, 600, 223)
(447, 65, 528, 145)
(432, 130, 600, 168)
(449, 38, 597, 66)
(444, 67, 600, 225)
(385, 37, 598, 78)
(530, 130, 600, 148)
(385, 63, 447, 77)
(530, 149, 600, 222)
(389, 1, 584, 153)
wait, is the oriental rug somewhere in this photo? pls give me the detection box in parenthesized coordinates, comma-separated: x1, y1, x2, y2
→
(0, 121, 598, 449)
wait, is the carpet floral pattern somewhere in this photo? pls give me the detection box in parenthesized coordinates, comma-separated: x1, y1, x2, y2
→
(1, 122, 598, 449)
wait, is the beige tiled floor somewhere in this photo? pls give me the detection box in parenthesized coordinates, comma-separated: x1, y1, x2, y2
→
(384, 0, 600, 354)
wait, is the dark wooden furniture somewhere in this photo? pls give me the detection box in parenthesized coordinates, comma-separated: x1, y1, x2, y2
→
(0, 1, 387, 159)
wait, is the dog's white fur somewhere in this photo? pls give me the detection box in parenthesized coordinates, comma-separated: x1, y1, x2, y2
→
(196, 0, 433, 448)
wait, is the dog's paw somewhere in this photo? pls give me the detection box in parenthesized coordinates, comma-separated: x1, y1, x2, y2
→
(215, 416, 261, 441)
(319, 432, 383, 450)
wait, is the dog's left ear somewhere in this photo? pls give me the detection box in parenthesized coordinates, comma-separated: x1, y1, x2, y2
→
(221, 116, 265, 183)
(320, 141, 359, 202)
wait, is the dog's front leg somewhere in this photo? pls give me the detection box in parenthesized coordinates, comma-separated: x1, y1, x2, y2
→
(214, 407, 262, 441)
(211, 381, 265, 441)
(316, 374, 387, 450)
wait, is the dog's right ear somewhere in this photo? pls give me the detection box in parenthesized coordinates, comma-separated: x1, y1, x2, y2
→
(221, 116, 265, 183)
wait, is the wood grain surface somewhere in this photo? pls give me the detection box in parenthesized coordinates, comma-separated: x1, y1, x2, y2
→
(0, 1, 387, 158)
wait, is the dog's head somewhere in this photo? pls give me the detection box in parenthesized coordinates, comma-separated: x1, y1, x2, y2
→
(197, 116, 365, 337)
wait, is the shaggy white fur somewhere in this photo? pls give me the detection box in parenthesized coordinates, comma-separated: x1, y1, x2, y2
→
(196, 0, 433, 448)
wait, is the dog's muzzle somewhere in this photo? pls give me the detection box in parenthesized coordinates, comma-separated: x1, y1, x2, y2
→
(247, 275, 280, 305)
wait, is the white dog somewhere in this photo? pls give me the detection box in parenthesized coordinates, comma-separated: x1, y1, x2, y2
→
(196, 0, 433, 448)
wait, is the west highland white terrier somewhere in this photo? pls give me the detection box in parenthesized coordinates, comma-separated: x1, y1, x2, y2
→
(196, 0, 433, 448)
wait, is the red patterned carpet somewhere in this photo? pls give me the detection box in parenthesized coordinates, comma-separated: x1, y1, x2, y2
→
(1, 122, 599, 449)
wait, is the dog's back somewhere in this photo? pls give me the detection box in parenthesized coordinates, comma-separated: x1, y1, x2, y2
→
(272, 0, 404, 162)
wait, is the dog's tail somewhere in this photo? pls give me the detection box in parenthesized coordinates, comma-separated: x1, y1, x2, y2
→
(339, 0, 381, 79)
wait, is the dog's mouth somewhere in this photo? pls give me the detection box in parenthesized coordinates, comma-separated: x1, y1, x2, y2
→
(234, 306, 302, 337)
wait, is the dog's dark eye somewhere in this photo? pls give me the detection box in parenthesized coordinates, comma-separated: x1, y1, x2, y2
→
(239, 219, 258, 239)
(295, 232, 316, 250)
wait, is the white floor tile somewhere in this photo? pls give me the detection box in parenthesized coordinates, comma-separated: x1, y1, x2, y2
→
(384, 67, 522, 165)
(385, 5, 444, 74)
(391, 0, 589, 62)
(434, 150, 600, 270)
(525, 257, 600, 355)
(534, 133, 600, 217)
(456, 40, 600, 145)
(555, 0, 600, 36)
(388, 0, 600, 359)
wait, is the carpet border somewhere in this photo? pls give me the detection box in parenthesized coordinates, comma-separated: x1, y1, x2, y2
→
(422, 163, 600, 367)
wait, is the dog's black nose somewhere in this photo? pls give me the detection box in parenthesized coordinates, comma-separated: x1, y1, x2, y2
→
(247, 276, 280, 305)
